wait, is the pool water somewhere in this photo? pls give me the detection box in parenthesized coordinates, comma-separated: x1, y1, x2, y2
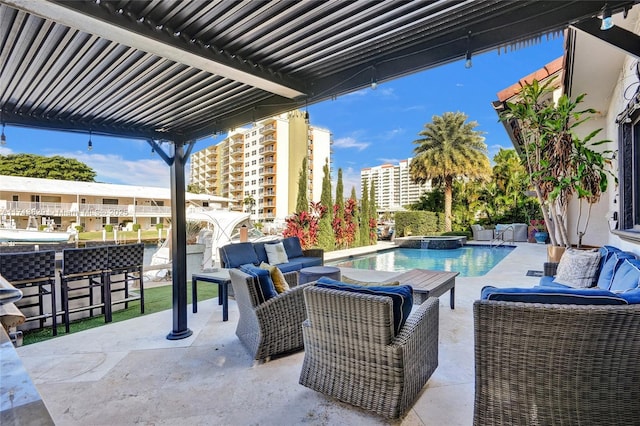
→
(328, 245, 515, 277)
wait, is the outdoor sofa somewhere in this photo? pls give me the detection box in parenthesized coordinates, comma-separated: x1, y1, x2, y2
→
(219, 236, 323, 281)
(475, 244, 640, 425)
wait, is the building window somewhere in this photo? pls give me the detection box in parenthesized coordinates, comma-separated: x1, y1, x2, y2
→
(103, 198, 118, 205)
(618, 101, 640, 234)
(12, 195, 18, 201)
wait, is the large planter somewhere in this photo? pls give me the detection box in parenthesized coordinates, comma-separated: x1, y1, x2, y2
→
(534, 231, 548, 244)
(547, 245, 566, 263)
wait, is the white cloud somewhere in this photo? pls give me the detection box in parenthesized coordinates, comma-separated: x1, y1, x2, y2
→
(58, 151, 172, 187)
(377, 157, 403, 164)
(332, 137, 369, 151)
(0, 146, 13, 155)
(383, 128, 405, 139)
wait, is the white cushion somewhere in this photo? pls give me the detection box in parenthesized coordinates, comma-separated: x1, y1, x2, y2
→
(265, 242, 289, 265)
(554, 248, 601, 288)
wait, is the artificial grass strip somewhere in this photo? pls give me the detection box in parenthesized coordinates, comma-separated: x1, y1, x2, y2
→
(21, 281, 218, 346)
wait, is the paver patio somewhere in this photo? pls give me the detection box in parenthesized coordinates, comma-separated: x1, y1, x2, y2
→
(15, 242, 547, 425)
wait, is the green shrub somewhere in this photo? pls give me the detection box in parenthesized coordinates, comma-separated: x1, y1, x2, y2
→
(38, 225, 47, 231)
(155, 223, 164, 230)
(75, 225, 84, 232)
(132, 223, 141, 231)
(395, 211, 445, 237)
(104, 224, 113, 232)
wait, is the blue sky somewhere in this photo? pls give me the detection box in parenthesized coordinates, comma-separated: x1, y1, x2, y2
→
(0, 36, 564, 195)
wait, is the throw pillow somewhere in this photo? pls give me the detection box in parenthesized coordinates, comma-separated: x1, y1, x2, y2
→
(239, 264, 278, 304)
(265, 242, 289, 265)
(341, 275, 400, 287)
(609, 258, 640, 293)
(315, 277, 413, 335)
(282, 237, 304, 258)
(259, 262, 290, 294)
(597, 251, 636, 290)
(554, 248, 601, 288)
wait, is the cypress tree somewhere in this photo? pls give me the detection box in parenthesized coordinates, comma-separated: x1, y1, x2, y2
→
(369, 183, 377, 244)
(295, 157, 308, 212)
(360, 180, 369, 245)
(317, 158, 335, 250)
(334, 169, 345, 248)
(350, 187, 360, 247)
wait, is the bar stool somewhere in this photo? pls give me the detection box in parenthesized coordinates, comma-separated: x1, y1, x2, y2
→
(0, 250, 58, 335)
(107, 243, 144, 314)
(59, 246, 110, 333)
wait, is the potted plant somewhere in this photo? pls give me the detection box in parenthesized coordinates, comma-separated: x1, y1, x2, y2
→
(499, 78, 614, 254)
(531, 219, 548, 244)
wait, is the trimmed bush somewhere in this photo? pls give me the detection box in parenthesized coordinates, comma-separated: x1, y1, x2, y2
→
(155, 223, 164, 230)
(395, 211, 445, 237)
(104, 224, 113, 232)
(75, 225, 84, 232)
(132, 223, 141, 231)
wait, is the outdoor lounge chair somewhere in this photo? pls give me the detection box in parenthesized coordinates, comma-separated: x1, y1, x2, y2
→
(228, 268, 311, 362)
(470, 224, 493, 241)
(474, 299, 640, 425)
(299, 285, 439, 419)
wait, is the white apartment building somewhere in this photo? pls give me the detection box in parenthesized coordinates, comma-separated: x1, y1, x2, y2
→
(0, 175, 231, 232)
(361, 158, 432, 213)
(190, 110, 332, 224)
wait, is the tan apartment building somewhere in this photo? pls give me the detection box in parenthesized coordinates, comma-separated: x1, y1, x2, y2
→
(361, 158, 432, 214)
(190, 110, 332, 225)
(0, 175, 231, 232)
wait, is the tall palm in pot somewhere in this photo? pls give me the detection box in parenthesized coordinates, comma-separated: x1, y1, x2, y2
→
(499, 78, 614, 248)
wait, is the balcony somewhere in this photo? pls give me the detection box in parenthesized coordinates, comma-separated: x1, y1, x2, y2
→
(259, 123, 276, 134)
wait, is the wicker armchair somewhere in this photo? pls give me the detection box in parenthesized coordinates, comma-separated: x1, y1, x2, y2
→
(474, 300, 640, 425)
(299, 286, 439, 419)
(228, 268, 311, 362)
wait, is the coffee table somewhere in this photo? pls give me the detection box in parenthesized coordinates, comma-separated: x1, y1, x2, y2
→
(393, 269, 458, 308)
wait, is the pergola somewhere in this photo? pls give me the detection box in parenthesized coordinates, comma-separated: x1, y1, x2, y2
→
(1, 0, 637, 339)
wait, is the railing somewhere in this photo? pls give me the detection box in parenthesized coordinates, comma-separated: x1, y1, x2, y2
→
(0, 200, 172, 218)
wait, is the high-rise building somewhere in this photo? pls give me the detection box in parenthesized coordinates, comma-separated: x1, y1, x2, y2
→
(361, 158, 432, 213)
(190, 110, 332, 224)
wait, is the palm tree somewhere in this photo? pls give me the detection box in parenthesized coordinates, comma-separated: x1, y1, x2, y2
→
(410, 112, 491, 232)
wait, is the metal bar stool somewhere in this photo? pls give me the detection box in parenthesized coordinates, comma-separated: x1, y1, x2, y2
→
(107, 243, 144, 314)
(59, 246, 110, 333)
(0, 250, 58, 335)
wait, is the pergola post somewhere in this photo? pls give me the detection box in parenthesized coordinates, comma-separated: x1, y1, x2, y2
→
(165, 141, 192, 340)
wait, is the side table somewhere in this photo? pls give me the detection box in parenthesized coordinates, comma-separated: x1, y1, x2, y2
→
(192, 269, 231, 321)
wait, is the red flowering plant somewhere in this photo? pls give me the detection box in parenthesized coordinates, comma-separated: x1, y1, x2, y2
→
(342, 198, 357, 248)
(283, 202, 327, 250)
(331, 204, 346, 249)
(369, 217, 378, 244)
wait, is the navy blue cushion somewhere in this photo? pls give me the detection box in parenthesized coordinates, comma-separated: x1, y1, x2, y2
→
(219, 243, 258, 268)
(536, 279, 572, 289)
(275, 261, 304, 274)
(239, 264, 278, 304)
(609, 259, 640, 293)
(481, 286, 627, 305)
(597, 251, 636, 289)
(282, 237, 304, 259)
(619, 288, 640, 304)
(295, 256, 323, 268)
(252, 242, 272, 265)
(316, 277, 413, 335)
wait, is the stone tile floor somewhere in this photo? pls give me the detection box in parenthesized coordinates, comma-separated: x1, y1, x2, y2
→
(16, 241, 547, 425)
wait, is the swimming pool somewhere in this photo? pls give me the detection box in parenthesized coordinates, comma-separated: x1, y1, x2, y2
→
(327, 245, 515, 277)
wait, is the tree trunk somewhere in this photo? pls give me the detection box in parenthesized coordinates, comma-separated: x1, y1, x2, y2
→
(444, 176, 453, 232)
(534, 185, 557, 246)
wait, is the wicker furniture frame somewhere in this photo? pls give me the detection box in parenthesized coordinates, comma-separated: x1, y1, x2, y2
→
(474, 300, 640, 425)
(299, 286, 439, 419)
(228, 268, 309, 361)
